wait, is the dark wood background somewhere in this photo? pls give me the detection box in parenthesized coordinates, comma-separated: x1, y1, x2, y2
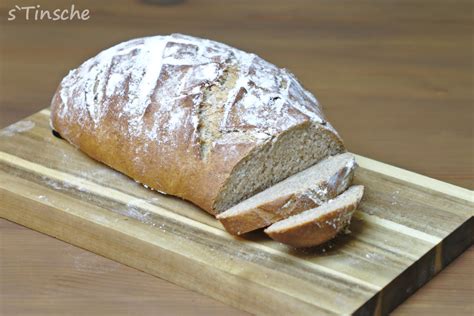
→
(1, 0, 472, 315)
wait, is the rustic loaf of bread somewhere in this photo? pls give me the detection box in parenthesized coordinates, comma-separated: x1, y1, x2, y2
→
(217, 153, 356, 235)
(50, 33, 345, 215)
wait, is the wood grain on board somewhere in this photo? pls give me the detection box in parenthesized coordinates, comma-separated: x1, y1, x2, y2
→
(0, 110, 472, 315)
(0, 0, 472, 314)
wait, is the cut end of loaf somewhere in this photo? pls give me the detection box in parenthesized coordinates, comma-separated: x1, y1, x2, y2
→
(213, 121, 345, 213)
(264, 185, 364, 248)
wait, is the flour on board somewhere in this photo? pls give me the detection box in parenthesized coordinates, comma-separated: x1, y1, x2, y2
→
(0, 120, 35, 137)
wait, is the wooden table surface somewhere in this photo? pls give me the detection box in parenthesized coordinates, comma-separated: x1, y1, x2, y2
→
(0, 0, 472, 314)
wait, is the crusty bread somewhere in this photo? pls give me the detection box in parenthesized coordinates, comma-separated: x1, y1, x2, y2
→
(217, 153, 356, 235)
(264, 185, 364, 248)
(50, 34, 345, 214)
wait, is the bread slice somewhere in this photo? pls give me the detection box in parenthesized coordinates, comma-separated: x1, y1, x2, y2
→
(217, 153, 356, 235)
(264, 185, 364, 248)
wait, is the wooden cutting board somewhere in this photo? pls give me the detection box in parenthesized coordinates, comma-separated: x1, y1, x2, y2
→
(1, 109, 472, 315)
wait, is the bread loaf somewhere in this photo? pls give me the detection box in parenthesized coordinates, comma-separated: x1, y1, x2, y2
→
(51, 33, 345, 214)
(217, 153, 356, 235)
(265, 185, 364, 247)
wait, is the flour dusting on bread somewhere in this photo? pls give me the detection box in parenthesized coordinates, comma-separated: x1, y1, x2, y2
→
(56, 33, 332, 148)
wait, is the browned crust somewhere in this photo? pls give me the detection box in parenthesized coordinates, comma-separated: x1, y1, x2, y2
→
(50, 83, 254, 215)
(264, 189, 363, 248)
